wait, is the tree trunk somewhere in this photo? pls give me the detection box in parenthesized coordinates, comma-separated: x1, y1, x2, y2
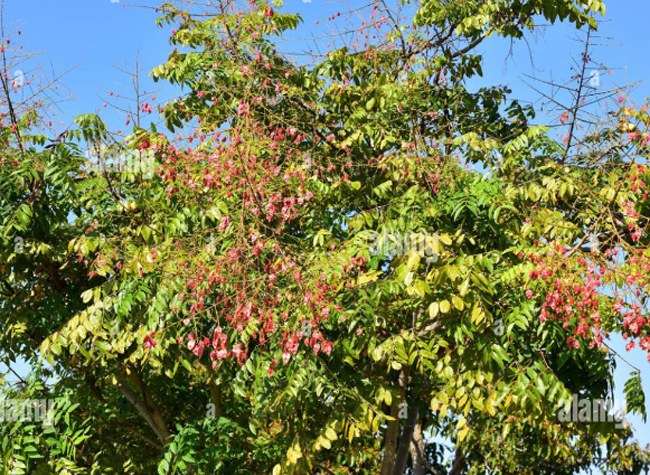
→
(117, 366, 171, 444)
(205, 363, 225, 417)
(117, 381, 170, 444)
(450, 447, 465, 475)
(392, 404, 418, 475)
(128, 368, 170, 443)
(411, 419, 426, 475)
(381, 369, 408, 475)
(380, 399, 400, 475)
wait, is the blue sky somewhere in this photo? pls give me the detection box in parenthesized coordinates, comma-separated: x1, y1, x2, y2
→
(4, 0, 650, 458)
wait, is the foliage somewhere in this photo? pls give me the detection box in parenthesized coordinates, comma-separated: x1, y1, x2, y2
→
(1, 0, 650, 473)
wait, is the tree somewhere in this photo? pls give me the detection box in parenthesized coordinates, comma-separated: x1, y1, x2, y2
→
(1, 0, 650, 473)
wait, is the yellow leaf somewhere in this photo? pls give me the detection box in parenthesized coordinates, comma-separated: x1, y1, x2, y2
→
(429, 302, 439, 319)
(407, 253, 421, 271)
(471, 305, 484, 325)
(358, 271, 380, 285)
(457, 417, 467, 430)
(428, 235, 440, 257)
(458, 278, 469, 296)
(383, 388, 392, 406)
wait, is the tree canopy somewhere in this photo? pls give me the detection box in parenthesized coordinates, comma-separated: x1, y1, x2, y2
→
(1, 0, 650, 473)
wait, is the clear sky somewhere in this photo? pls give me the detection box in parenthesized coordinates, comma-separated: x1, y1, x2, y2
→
(3, 0, 650, 458)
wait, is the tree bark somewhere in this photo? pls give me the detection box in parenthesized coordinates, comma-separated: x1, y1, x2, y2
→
(381, 369, 408, 475)
(117, 380, 169, 444)
(116, 366, 171, 444)
(450, 447, 465, 475)
(205, 363, 225, 417)
(380, 399, 400, 475)
(128, 368, 170, 442)
(392, 404, 418, 475)
(411, 419, 426, 475)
